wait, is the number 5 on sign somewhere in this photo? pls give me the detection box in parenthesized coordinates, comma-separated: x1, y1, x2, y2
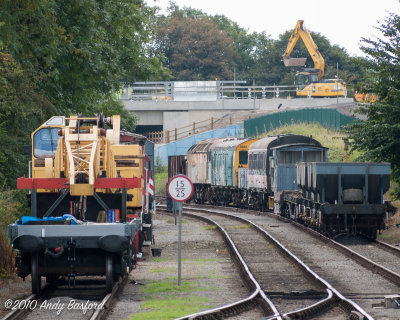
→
(167, 175, 193, 202)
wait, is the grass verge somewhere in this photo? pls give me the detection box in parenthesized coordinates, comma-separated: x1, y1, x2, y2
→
(131, 280, 211, 320)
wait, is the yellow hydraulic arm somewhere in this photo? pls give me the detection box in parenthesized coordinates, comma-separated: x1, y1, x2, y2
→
(282, 20, 325, 80)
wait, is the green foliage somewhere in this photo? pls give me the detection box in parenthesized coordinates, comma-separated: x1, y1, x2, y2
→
(0, 0, 168, 113)
(0, 0, 169, 187)
(131, 296, 210, 320)
(154, 5, 366, 88)
(0, 231, 14, 279)
(155, 158, 168, 196)
(267, 122, 360, 162)
(0, 52, 55, 186)
(131, 280, 211, 320)
(154, 8, 237, 80)
(348, 10, 400, 198)
(0, 189, 29, 229)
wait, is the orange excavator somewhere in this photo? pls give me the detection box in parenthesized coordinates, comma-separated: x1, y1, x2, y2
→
(354, 92, 378, 103)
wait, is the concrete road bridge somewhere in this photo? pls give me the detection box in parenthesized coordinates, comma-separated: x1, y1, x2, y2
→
(120, 81, 355, 143)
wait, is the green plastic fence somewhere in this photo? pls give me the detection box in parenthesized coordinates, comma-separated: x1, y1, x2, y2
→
(244, 108, 356, 137)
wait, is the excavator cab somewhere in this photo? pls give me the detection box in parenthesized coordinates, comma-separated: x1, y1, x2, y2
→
(295, 72, 319, 88)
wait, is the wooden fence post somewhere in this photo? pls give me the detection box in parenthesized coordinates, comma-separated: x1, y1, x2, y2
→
(175, 128, 177, 141)
(193, 122, 196, 135)
(211, 117, 214, 130)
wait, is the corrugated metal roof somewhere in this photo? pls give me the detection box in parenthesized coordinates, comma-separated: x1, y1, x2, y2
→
(249, 134, 322, 151)
(270, 143, 328, 151)
(212, 138, 249, 151)
(187, 138, 226, 153)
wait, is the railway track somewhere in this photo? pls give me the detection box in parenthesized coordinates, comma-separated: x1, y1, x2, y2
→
(1, 276, 126, 320)
(158, 205, 372, 319)
(172, 202, 400, 319)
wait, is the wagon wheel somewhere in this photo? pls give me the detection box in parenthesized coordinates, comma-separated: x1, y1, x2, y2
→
(31, 252, 41, 294)
(105, 254, 114, 293)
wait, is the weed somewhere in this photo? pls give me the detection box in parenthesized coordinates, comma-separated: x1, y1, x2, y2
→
(155, 160, 168, 196)
(131, 296, 210, 320)
(149, 267, 177, 274)
(266, 122, 361, 162)
(226, 224, 251, 230)
(202, 225, 217, 230)
(0, 231, 14, 279)
(152, 257, 170, 262)
(142, 280, 198, 295)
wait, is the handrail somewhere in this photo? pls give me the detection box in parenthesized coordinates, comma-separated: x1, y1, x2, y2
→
(145, 115, 237, 144)
(119, 82, 301, 101)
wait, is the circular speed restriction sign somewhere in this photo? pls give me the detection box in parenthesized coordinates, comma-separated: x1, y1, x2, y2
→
(167, 175, 193, 202)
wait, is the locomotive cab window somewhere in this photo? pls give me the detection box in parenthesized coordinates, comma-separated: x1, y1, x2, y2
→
(33, 127, 61, 158)
(239, 151, 248, 165)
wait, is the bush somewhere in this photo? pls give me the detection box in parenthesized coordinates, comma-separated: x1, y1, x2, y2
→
(0, 231, 14, 279)
(0, 189, 29, 279)
(0, 189, 29, 229)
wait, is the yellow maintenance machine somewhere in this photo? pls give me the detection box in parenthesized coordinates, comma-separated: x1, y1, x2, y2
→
(282, 20, 346, 97)
(10, 114, 154, 293)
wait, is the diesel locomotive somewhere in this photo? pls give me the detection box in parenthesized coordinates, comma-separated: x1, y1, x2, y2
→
(8, 115, 154, 293)
(186, 134, 390, 239)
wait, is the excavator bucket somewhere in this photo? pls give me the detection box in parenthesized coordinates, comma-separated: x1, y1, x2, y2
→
(283, 57, 307, 67)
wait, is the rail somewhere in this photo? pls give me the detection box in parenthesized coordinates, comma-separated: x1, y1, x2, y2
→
(157, 204, 372, 319)
(119, 81, 349, 101)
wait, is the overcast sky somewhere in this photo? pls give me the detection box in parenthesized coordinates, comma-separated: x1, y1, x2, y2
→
(147, 0, 400, 57)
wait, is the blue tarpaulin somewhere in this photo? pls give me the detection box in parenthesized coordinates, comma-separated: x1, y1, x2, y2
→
(20, 214, 79, 225)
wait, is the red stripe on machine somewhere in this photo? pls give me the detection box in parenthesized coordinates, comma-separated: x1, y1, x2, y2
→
(17, 177, 141, 189)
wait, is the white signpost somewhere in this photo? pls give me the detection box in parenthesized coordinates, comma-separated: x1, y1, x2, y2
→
(167, 175, 193, 285)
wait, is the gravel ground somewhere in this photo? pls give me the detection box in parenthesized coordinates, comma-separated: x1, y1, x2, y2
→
(336, 235, 400, 275)
(188, 212, 326, 315)
(5, 207, 397, 319)
(1, 212, 262, 320)
(107, 212, 263, 320)
(224, 209, 400, 320)
(0, 276, 34, 318)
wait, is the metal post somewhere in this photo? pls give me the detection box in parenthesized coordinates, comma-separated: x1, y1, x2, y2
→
(178, 201, 182, 286)
(234, 68, 236, 99)
(121, 188, 127, 222)
(145, 168, 149, 213)
(173, 200, 177, 225)
(336, 62, 339, 105)
(31, 189, 37, 217)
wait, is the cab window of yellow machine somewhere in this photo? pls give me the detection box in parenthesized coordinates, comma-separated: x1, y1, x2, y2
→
(33, 128, 61, 158)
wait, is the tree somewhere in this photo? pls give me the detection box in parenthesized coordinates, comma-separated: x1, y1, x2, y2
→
(0, 0, 168, 186)
(154, 9, 238, 80)
(0, 0, 168, 114)
(0, 51, 55, 186)
(347, 10, 400, 197)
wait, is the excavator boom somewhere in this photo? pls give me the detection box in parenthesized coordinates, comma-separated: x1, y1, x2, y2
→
(282, 20, 325, 80)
